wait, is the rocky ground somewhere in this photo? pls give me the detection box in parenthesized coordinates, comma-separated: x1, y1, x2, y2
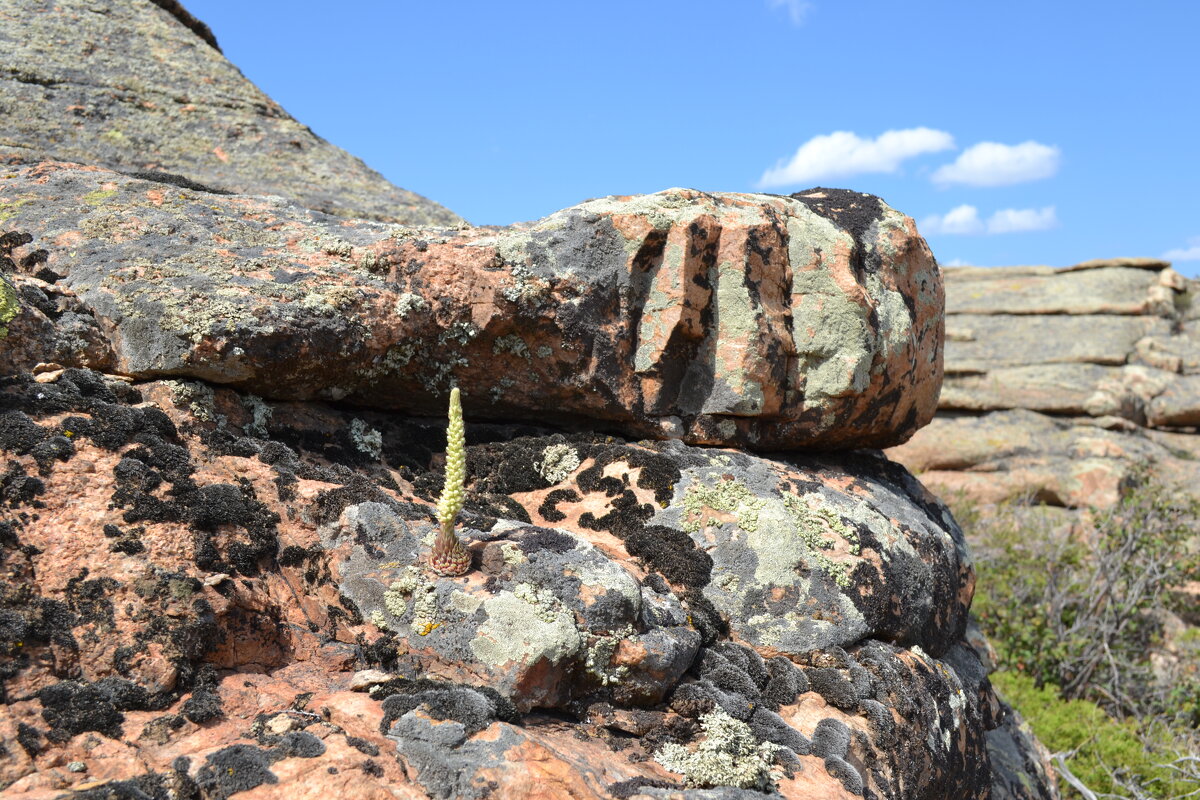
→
(0, 1, 1069, 799)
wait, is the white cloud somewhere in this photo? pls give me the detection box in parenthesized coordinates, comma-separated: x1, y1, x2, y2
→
(986, 206, 1058, 233)
(932, 141, 1060, 187)
(1163, 236, 1200, 261)
(759, 128, 955, 188)
(942, 258, 971, 267)
(921, 205, 984, 236)
(921, 205, 1058, 236)
(766, 0, 813, 26)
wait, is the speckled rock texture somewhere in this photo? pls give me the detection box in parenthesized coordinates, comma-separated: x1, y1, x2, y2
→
(0, 163, 942, 451)
(0, 0, 461, 226)
(890, 260, 1200, 510)
(0, 362, 1051, 799)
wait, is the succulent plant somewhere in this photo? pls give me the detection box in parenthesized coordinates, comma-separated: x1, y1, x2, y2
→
(429, 386, 471, 575)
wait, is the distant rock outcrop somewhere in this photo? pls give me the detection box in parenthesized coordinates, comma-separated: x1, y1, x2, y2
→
(0, 0, 461, 226)
(890, 259, 1200, 508)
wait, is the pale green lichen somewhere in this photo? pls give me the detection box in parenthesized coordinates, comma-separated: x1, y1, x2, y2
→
(584, 624, 635, 686)
(469, 588, 582, 667)
(534, 444, 580, 485)
(380, 567, 438, 631)
(654, 707, 781, 790)
(488, 376, 517, 404)
(438, 320, 479, 347)
(319, 236, 354, 258)
(680, 473, 861, 590)
(350, 418, 383, 460)
(511, 581, 566, 624)
(780, 492, 859, 588)
(0, 275, 18, 338)
(681, 476, 768, 533)
(241, 394, 272, 438)
(82, 188, 118, 205)
(493, 333, 531, 360)
(165, 379, 219, 423)
(393, 292, 427, 317)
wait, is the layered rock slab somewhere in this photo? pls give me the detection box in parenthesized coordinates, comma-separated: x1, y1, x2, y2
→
(0, 164, 943, 450)
(0, 0, 460, 225)
(891, 261, 1200, 509)
(0, 368, 1048, 799)
(937, 261, 1195, 424)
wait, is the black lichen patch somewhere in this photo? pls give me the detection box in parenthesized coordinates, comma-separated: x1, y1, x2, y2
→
(271, 730, 326, 759)
(607, 777, 683, 798)
(538, 487, 580, 522)
(194, 744, 278, 800)
(16, 721, 43, 756)
(38, 680, 125, 742)
(122, 169, 232, 195)
(0, 585, 76, 690)
(65, 570, 119, 630)
(180, 666, 223, 724)
(0, 410, 48, 454)
(311, 477, 409, 527)
(825, 754, 865, 796)
(372, 677, 520, 735)
(345, 735, 379, 756)
(67, 771, 182, 800)
(750, 707, 811, 755)
(1, 461, 45, 508)
(810, 717, 852, 759)
(762, 656, 808, 710)
(790, 188, 887, 278)
(517, 528, 577, 555)
(107, 430, 280, 576)
(28, 434, 74, 475)
(95, 676, 163, 712)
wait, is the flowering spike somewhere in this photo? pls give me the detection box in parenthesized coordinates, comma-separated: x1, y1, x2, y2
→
(430, 387, 470, 575)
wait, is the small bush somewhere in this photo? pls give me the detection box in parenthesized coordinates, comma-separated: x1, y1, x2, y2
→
(960, 470, 1200, 720)
(993, 670, 1198, 799)
(956, 469, 1200, 798)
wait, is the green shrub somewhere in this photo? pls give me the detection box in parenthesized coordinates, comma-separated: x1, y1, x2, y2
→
(957, 469, 1200, 798)
(993, 670, 1197, 799)
(959, 471, 1200, 719)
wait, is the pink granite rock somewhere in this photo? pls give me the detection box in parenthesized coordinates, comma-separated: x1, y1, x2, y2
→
(0, 367, 1046, 799)
(0, 163, 942, 450)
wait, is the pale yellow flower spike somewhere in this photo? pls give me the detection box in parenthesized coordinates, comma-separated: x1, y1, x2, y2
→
(430, 387, 471, 575)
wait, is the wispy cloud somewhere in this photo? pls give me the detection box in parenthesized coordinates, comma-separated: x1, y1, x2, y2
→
(922, 205, 1058, 236)
(758, 128, 955, 188)
(1163, 236, 1200, 261)
(921, 205, 984, 235)
(766, 0, 814, 26)
(987, 206, 1058, 233)
(932, 141, 1060, 187)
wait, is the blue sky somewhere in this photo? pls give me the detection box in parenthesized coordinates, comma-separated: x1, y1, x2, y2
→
(185, 1, 1199, 276)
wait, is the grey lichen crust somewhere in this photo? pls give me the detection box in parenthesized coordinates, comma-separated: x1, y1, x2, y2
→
(0, 0, 461, 225)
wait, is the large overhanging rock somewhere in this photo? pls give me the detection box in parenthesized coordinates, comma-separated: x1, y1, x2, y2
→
(0, 163, 943, 450)
(0, 0, 460, 226)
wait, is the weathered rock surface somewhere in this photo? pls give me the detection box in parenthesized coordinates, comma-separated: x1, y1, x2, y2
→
(0, 367, 1047, 799)
(891, 259, 1200, 509)
(0, 163, 942, 451)
(0, 3, 1059, 796)
(0, 0, 460, 226)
